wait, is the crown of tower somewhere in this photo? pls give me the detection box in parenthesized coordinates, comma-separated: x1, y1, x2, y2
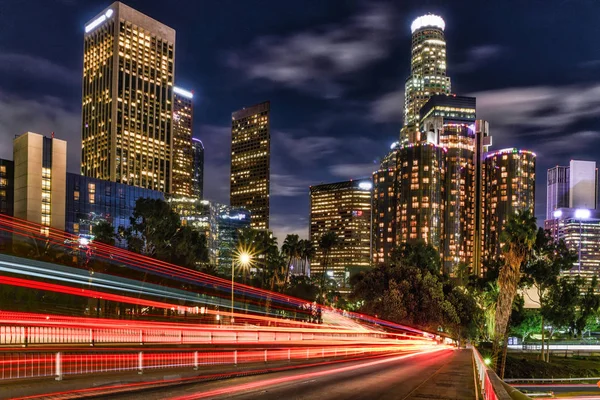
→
(411, 14, 445, 33)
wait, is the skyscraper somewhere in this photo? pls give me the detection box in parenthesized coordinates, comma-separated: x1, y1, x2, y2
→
(310, 180, 372, 289)
(81, 2, 176, 193)
(569, 160, 598, 210)
(192, 138, 204, 199)
(546, 165, 570, 220)
(172, 87, 194, 197)
(13, 132, 67, 233)
(397, 142, 446, 252)
(420, 95, 477, 275)
(402, 14, 451, 144)
(230, 101, 270, 230)
(372, 143, 400, 264)
(482, 148, 536, 260)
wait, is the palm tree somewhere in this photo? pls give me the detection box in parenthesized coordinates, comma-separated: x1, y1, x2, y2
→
(318, 232, 339, 300)
(298, 239, 315, 276)
(281, 234, 300, 287)
(493, 209, 537, 368)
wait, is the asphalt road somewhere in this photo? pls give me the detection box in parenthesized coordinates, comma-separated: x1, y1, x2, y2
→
(111, 348, 475, 400)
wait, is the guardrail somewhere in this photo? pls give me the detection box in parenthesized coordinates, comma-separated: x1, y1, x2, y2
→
(0, 344, 420, 381)
(472, 346, 531, 400)
(506, 376, 600, 383)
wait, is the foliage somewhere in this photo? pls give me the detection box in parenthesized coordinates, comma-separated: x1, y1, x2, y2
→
(391, 240, 441, 274)
(510, 308, 541, 341)
(92, 220, 116, 246)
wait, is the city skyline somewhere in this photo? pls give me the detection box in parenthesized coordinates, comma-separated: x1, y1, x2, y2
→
(1, 1, 600, 241)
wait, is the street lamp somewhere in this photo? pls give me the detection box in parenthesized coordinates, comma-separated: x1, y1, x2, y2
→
(231, 251, 252, 324)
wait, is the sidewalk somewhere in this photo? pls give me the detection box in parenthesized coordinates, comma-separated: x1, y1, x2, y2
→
(406, 349, 477, 399)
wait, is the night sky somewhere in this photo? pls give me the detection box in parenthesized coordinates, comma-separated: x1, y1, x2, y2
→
(1, 0, 600, 242)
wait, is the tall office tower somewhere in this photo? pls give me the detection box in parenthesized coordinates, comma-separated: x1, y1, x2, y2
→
(569, 160, 598, 209)
(546, 165, 570, 220)
(230, 101, 270, 230)
(420, 95, 476, 274)
(310, 180, 372, 289)
(13, 132, 67, 233)
(0, 159, 14, 216)
(191, 138, 204, 199)
(472, 120, 492, 276)
(482, 148, 536, 260)
(372, 143, 400, 264)
(401, 14, 451, 144)
(81, 2, 176, 193)
(171, 87, 194, 196)
(397, 143, 446, 254)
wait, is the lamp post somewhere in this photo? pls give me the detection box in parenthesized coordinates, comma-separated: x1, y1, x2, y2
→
(231, 251, 251, 324)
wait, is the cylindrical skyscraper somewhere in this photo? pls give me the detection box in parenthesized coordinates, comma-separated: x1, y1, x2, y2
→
(402, 14, 451, 144)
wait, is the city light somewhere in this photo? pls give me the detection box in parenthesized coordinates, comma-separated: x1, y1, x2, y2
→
(575, 209, 591, 219)
(84, 9, 114, 33)
(553, 209, 563, 218)
(358, 182, 373, 190)
(411, 14, 446, 33)
(173, 86, 194, 99)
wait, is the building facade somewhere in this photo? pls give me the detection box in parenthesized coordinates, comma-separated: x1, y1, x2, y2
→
(402, 14, 451, 144)
(0, 159, 14, 216)
(230, 101, 270, 230)
(168, 197, 250, 272)
(482, 148, 536, 260)
(546, 165, 570, 220)
(13, 132, 67, 233)
(397, 142, 446, 253)
(192, 138, 204, 199)
(309, 180, 372, 288)
(569, 160, 597, 210)
(81, 2, 176, 193)
(372, 143, 400, 264)
(65, 173, 164, 241)
(171, 87, 194, 197)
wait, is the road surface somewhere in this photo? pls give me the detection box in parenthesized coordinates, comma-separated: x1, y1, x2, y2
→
(109, 349, 475, 400)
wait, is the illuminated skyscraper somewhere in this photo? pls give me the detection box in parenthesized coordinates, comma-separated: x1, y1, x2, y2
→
(402, 14, 451, 144)
(420, 95, 477, 275)
(192, 138, 204, 199)
(81, 2, 176, 193)
(13, 132, 67, 233)
(172, 87, 194, 197)
(483, 149, 536, 260)
(310, 180, 372, 289)
(372, 143, 400, 264)
(546, 165, 570, 221)
(569, 160, 598, 210)
(230, 101, 270, 230)
(397, 142, 446, 253)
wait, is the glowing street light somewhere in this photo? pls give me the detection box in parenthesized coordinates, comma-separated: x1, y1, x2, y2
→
(231, 250, 252, 324)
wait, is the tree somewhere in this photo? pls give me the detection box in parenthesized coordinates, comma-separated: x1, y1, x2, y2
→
(542, 276, 579, 356)
(493, 209, 537, 368)
(510, 308, 541, 343)
(92, 220, 116, 246)
(282, 234, 300, 286)
(392, 241, 441, 274)
(318, 232, 339, 299)
(521, 227, 577, 361)
(573, 277, 600, 339)
(298, 239, 315, 276)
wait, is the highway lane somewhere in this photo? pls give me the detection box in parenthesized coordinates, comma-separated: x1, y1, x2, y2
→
(110, 349, 475, 400)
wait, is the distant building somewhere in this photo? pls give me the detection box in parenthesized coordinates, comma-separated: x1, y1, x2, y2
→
(396, 142, 446, 253)
(0, 159, 14, 216)
(230, 101, 270, 230)
(402, 14, 451, 144)
(191, 138, 204, 199)
(372, 143, 400, 264)
(168, 197, 250, 272)
(546, 165, 570, 220)
(569, 160, 598, 210)
(482, 148, 536, 260)
(310, 180, 372, 289)
(172, 87, 194, 197)
(14, 132, 67, 233)
(81, 2, 176, 193)
(65, 173, 164, 242)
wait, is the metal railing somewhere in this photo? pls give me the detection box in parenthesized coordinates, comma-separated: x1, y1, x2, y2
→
(0, 345, 415, 382)
(472, 347, 530, 400)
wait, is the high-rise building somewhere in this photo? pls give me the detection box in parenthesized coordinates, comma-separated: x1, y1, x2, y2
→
(192, 138, 204, 199)
(310, 180, 372, 289)
(546, 165, 570, 220)
(569, 160, 598, 210)
(81, 2, 176, 193)
(230, 101, 270, 230)
(420, 95, 477, 275)
(402, 14, 451, 144)
(13, 132, 67, 233)
(372, 143, 400, 264)
(397, 142, 446, 253)
(472, 120, 492, 276)
(172, 87, 194, 197)
(482, 148, 536, 260)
